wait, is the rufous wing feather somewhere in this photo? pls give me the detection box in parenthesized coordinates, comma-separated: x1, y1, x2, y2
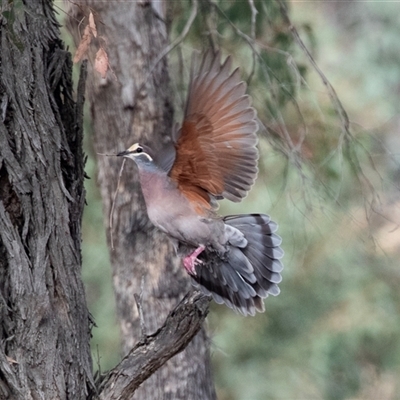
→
(169, 51, 259, 209)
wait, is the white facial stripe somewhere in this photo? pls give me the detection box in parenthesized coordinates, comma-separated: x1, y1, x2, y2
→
(126, 143, 153, 162)
(127, 143, 140, 152)
(140, 153, 153, 162)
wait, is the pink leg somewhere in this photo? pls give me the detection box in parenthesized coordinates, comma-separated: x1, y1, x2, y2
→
(183, 245, 205, 276)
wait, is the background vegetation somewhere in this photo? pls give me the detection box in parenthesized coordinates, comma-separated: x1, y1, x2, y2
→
(66, 1, 400, 399)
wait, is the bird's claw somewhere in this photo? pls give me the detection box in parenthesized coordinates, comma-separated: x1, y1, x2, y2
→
(183, 255, 203, 276)
(183, 245, 205, 276)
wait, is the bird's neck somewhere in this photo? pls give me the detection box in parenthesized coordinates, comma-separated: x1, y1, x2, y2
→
(136, 165, 171, 205)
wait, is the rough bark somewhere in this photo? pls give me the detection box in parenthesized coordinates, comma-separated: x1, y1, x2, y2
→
(0, 1, 93, 399)
(66, 2, 216, 399)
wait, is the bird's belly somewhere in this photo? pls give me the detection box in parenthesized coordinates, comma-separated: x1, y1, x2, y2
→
(146, 199, 224, 248)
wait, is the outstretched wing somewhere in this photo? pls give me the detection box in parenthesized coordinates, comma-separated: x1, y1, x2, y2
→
(169, 50, 259, 209)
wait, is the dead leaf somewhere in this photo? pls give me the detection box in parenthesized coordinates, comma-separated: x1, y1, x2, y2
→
(88, 11, 97, 38)
(73, 24, 92, 63)
(95, 48, 109, 78)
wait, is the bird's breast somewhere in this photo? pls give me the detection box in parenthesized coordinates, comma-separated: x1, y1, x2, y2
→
(138, 167, 225, 249)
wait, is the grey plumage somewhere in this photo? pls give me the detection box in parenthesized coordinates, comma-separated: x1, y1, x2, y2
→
(190, 214, 283, 316)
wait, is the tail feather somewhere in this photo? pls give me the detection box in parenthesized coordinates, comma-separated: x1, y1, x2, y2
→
(220, 262, 257, 298)
(194, 278, 265, 316)
(250, 255, 282, 283)
(191, 265, 257, 316)
(243, 231, 282, 247)
(228, 248, 257, 283)
(245, 243, 284, 272)
(191, 213, 284, 316)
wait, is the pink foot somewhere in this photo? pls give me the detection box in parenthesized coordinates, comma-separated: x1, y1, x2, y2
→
(183, 245, 205, 276)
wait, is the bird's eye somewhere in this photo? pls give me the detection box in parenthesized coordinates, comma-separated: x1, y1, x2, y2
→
(136, 147, 143, 153)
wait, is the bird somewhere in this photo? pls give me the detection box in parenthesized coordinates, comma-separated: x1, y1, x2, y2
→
(117, 50, 284, 316)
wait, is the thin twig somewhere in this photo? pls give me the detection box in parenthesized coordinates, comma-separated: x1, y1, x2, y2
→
(248, 0, 258, 39)
(133, 0, 198, 108)
(275, 0, 379, 211)
(209, 0, 300, 154)
(203, 2, 218, 51)
(109, 158, 126, 250)
(150, 0, 198, 75)
(134, 276, 147, 343)
(276, 0, 350, 138)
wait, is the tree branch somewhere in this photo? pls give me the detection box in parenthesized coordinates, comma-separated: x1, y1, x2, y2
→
(276, 0, 351, 137)
(96, 291, 211, 400)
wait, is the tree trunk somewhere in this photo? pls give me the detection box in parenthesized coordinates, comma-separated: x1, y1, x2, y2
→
(0, 1, 93, 399)
(66, 2, 216, 399)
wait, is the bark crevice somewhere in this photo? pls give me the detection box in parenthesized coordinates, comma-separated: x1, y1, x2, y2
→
(0, 2, 93, 398)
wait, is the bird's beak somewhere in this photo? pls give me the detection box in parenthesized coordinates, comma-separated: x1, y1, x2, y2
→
(117, 150, 129, 157)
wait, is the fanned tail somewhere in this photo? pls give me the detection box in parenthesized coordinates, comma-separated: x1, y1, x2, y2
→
(191, 214, 284, 316)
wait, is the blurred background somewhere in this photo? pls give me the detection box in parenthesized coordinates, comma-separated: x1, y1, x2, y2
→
(64, 1, 400, 399)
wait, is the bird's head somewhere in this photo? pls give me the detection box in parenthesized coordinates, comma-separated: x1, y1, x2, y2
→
(117, 143, 155, 166)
